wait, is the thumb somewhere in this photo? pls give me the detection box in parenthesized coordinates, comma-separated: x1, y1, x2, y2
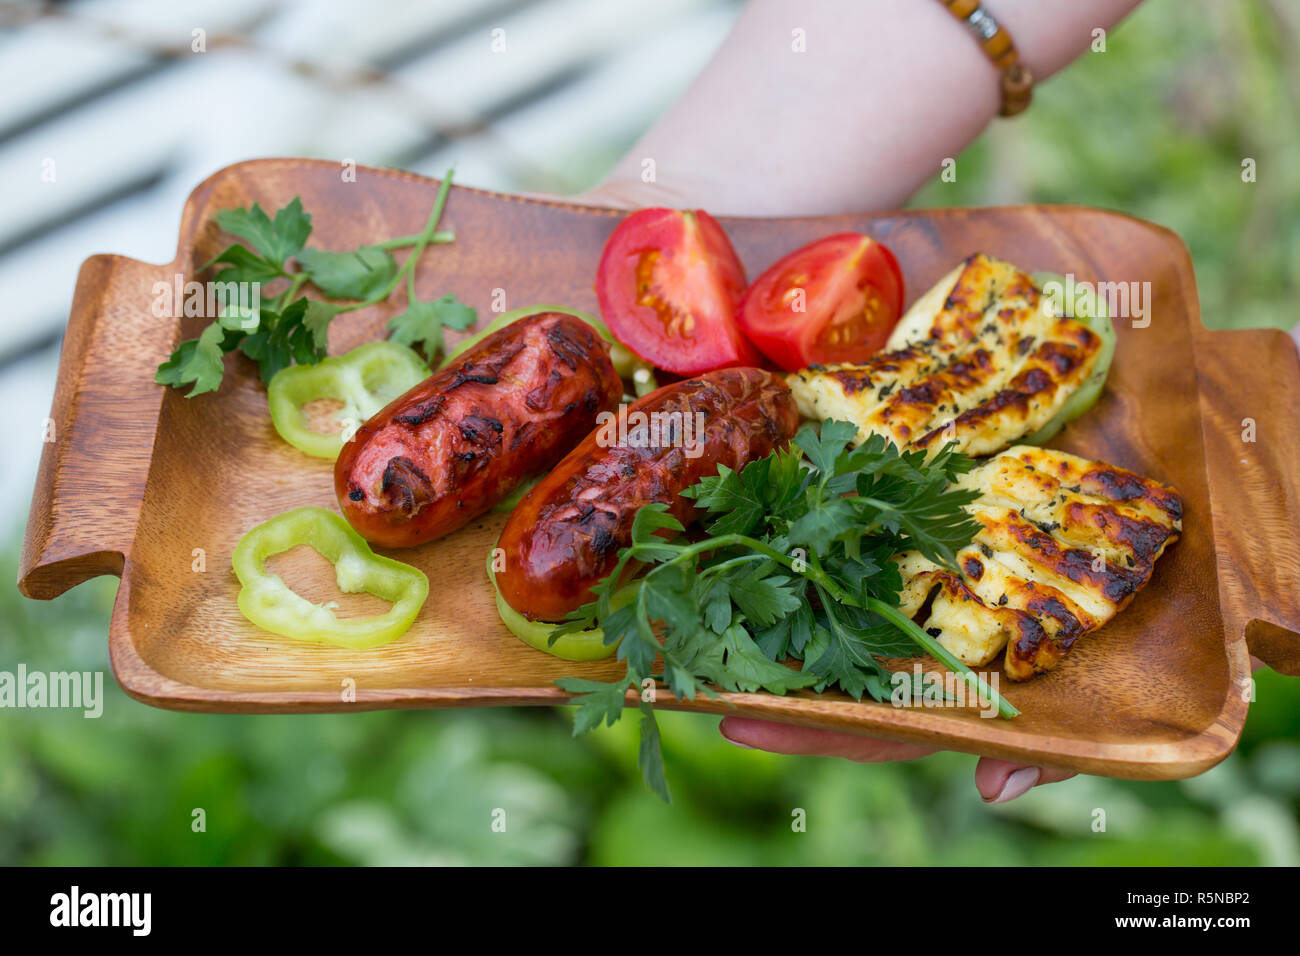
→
(975, 757, 1077, 804)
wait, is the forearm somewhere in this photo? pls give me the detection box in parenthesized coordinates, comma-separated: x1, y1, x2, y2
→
(584, 0, 1143, 216)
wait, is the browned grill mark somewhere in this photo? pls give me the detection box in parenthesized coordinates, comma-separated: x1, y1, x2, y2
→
(999, 513, 1145, 604)
(394, 396, 446, 427)
(1037, 341, 1082, 376)
(823, 346, 933, 395)
(449, 371, 500, 389)
(1013, 366, 1053, 395)
(913, 388, 1029, 447)
(898, 380, 943, 407)
(381, 456, 435, 514)
(1083, 467, 1147, 501)
(545, 322, 592, 372)
(1081, 466, 1184, 523)
(446, 340, 529, 392)
(1065, 501, 1175, 564)
(459, 415, 504, 444)
(1024, 593, 1085, 645)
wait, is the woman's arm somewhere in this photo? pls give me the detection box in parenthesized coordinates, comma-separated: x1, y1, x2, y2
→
(581, 0, 1144, 215)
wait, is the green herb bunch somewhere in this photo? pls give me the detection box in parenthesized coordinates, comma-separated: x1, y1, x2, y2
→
(554, 420, 1017, 800)
(156, 169, 475, 396)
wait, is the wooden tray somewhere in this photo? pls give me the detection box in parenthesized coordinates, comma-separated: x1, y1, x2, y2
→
(19, 159, 1300, 780)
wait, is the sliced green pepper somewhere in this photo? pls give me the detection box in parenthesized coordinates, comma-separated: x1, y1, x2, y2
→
(486, 550, 632, 661)
(492, 474, 540, 514)
(233, 506, 429, 650)
(1022, 271, 1117, 445)
(440, 303, 658, 394)
(268, 341, 430, 458)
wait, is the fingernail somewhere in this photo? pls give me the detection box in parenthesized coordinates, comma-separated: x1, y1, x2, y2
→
(988, 767, 1040, 804)
(718, 723, 755, 749)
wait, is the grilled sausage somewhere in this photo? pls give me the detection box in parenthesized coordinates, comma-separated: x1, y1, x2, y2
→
(495, 367, 800, 621)
(335, 311, 621, 548)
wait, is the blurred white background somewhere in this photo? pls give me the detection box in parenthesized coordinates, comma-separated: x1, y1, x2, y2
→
(0, 0, 743, 531)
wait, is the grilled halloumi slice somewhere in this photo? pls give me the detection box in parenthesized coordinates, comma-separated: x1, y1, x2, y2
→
(787, 254, 1102, 457)
(894, 446, 1183, 680)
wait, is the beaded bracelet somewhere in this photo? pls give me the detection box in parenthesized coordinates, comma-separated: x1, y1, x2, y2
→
(938, 0, 1035, 116)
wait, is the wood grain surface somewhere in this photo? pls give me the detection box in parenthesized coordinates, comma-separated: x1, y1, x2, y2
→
(18, 159, 1300, 780)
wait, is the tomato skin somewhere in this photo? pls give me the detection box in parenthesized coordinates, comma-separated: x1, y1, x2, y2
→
(595, 207, 763, 375)
(736, 233, 905, 371)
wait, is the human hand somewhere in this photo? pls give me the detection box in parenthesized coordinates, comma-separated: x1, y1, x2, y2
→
(719, 657, 1270, 804)
(717, 716, 1077, 805)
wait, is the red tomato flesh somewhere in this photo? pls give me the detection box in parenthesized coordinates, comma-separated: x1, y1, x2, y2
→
(595, 208, 762, 375)
(736, 233, 904, 371)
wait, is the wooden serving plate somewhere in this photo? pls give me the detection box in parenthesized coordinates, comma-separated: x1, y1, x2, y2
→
(20, 160, 1300, 780)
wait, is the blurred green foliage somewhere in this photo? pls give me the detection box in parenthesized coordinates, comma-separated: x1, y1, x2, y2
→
(1, 537, 1295, 866)
(909, 0, 1300, 333)
(4, 0, 1298, 866)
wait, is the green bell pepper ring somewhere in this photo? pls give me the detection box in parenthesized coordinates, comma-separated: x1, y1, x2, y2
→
(441, 303, 658, 394)
(233, 506, 429, 650)
(486, 550, 633, 661)
(1022, 271, 1117, 445)
(492, 474, 540, 514)
(268, 341, 430, 458)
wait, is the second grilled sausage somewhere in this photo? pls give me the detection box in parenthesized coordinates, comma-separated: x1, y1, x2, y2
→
(335, 311, 622, 548)
(495, 367, 800, 621)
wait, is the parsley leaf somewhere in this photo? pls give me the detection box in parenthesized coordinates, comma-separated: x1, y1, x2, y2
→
(387, 293, 477, 364)
(302, 301, 342, 353)
(553, 419, 1016, 801)
(638, 702, 670, 802)
(153, 321, 233, 397)
(726, 564, 803, 628)
(214, 198, 311, 267)
(204, 244, 287, 285)
(794, 417, 858, 474)
(555, 676, 632, 735)
(296, 245, 398, 300)
(236, 297, 325, 383)
(157, 169, 463, 397)
(707, 624, 818, 694)
(682, 447, 806, 537)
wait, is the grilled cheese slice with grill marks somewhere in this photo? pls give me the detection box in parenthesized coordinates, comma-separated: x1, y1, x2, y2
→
(787, 253, 1102, 457)
(894, 446, 1183, 679)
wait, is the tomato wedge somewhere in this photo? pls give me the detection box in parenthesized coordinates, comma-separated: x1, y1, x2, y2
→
(595, 207, 762, 375)
(736, 233, 904, 371)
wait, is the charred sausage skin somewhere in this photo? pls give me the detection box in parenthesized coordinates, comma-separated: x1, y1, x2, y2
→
(335, 312, 621, 548)
(496, 367, 800, 621)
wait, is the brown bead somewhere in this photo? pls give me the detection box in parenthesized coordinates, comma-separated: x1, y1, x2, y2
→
(937, 0, 1036, 118)
(1000, 63, 1035, 116)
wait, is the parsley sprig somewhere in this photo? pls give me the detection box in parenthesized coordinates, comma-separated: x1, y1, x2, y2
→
(553, 420, 1017, 801)
(156, 169, 475, 396)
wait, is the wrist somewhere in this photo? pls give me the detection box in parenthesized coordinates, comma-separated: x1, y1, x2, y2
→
(982, 0, 1144, 81)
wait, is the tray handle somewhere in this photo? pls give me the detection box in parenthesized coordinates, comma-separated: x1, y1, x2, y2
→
(19, 254, 170, 599)
(1194, 323, 1300, 676)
